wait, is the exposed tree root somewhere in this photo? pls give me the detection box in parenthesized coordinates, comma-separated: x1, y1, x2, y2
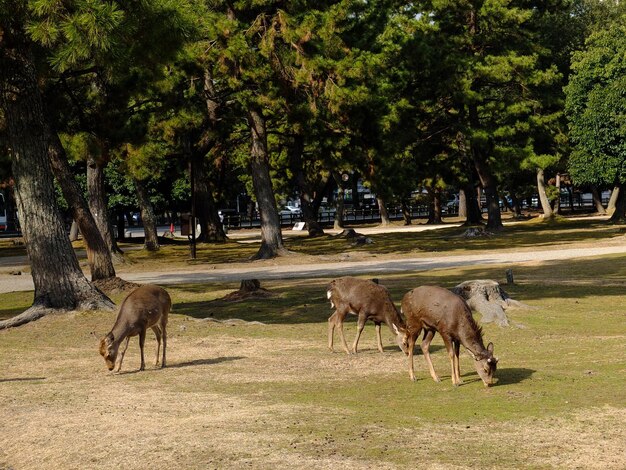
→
(0, 293, 115, 330)
(0, 306, 48, 329)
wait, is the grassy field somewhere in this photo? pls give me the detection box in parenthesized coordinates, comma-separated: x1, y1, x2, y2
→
(1, 218, 625, 469)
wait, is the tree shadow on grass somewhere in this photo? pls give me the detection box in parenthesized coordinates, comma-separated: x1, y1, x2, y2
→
(167, 356, 245, 369)
(115, 356, 245, 375)
(0, 377, 46, 383)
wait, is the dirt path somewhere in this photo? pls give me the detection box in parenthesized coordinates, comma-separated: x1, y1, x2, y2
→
(2, 243, 626, 294)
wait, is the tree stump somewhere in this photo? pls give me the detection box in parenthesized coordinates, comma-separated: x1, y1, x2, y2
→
(451, 279, 529, 327)
(221, 279, 274, 302)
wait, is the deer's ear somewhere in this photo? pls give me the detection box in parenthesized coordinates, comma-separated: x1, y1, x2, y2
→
(392, 324, 400, 335)
(487, 342, 494, 353)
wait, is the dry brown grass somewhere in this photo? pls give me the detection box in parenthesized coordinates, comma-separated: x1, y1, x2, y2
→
(1, 286, 624, 470)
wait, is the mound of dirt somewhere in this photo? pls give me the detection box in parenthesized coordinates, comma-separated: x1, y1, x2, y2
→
(92, 277, 140, 296)
(220, 279, 275, 302)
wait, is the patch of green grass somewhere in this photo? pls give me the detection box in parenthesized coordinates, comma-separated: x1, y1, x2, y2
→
(1, 219, 625, 468)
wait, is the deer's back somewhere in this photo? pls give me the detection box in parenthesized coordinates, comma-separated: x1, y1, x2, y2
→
(115, 284, 171, 329)
(402, 285, 472, 333)
(328, 277, 395, 316)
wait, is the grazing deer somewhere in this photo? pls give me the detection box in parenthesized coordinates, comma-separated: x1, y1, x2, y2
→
(400, 285, 498, 386)
(327, 277, 407, 354)
(99, 284, 171, 372)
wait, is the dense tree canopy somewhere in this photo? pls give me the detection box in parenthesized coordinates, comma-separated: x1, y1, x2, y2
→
(0, 0, 624, 272)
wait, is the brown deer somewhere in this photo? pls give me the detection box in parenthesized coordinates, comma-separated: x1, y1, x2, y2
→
(400, 285, 498, 386)
(99, 284, 171, 372)
(327, 277, 407, 354)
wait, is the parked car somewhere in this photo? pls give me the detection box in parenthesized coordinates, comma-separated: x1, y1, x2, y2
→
(279, 205, 302, 216)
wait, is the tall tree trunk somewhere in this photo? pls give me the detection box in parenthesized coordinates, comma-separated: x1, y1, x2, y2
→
(47, 131, 116, 280)
(461, 183, 483, 225)
(199, 69, 228, 242)
(0, 31, 113, 328)
(472, 148, 502, 230)
(134, 178, 160, 251)
(459, 188, 468, 219)
(332, 172, 346, 230)
(192, 152, 226, 243)
(591, 186, 606, 214)
(607, 186, 619, 214)
(553, 173, 562, 214)
(69, 220, 79, 242)
(401, 198, 412, 225)
(291, 134, 324, 237)
(608, 181, 626, 223)
(457, 132, 482, 225)
(427, 188, 443, 224)
(247, 108, 286, 259)
(87, 154, 123, 257)
(377, 196, 391, 226)
(537, 168, 554, 219)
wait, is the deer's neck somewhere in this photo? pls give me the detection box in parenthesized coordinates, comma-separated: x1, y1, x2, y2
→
(459, 324, 486, 357)
(384, 307, 406, 333)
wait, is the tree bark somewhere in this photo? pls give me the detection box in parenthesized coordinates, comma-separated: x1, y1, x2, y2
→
(472, 149, 503, 230)
(537, 168, 554, 218)
(377, 196, 391, 226)
(134, 178, 160, 251)
(401, 198, 412, 225)
(459, 189, 467, 219)
(47, 131, 116, 280)
(607, 186, 619, 214)
(608, 181, 626, 223)
(198, 68, 228, 242)
(0, 30, 113, 328)
(591, 186, 606, 214)
(427, 188, 443, 224)
(247, 108, 286, 259)
(291, 135, 325, 237)
(87, 153, 123, 256)
(192, 152, 226, 243)
(69, 220, 79, 242)
(332, 172, 346, 230)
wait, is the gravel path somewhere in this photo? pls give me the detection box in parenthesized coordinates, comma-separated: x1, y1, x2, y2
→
(2, 243, 625, 294)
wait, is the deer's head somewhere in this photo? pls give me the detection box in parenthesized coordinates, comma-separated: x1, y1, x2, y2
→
(472, 342, 498, 386)
(99, 333, 117, 371)
(393, 324, 409, 354)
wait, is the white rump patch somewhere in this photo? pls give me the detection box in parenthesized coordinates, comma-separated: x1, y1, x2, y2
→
(326, 290, 332, 299)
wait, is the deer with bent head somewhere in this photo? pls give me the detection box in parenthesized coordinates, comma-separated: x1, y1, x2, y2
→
(400, 285, 498, 386)
(327, 277, 407, 354)
(99, 284, 171, 372)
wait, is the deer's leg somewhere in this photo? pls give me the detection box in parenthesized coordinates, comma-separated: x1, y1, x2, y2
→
(453, 340, 462, 384)
(151, 326, 162, 366)
(421, 330, 440, 383)
(138, 329, 147, 371)
(328, 311, 338, 352)
(115, 337, 131, 373)
(375, 322, 384, 353)
(336, 310, 352, 354)
(352, 314, 367, 354)
(441, 335, 457, 386)
(408, 329, 420, 381)
(161, 320, 167, 368)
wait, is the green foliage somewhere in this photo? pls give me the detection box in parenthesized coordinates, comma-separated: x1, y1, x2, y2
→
(565, 19, 626, 185)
